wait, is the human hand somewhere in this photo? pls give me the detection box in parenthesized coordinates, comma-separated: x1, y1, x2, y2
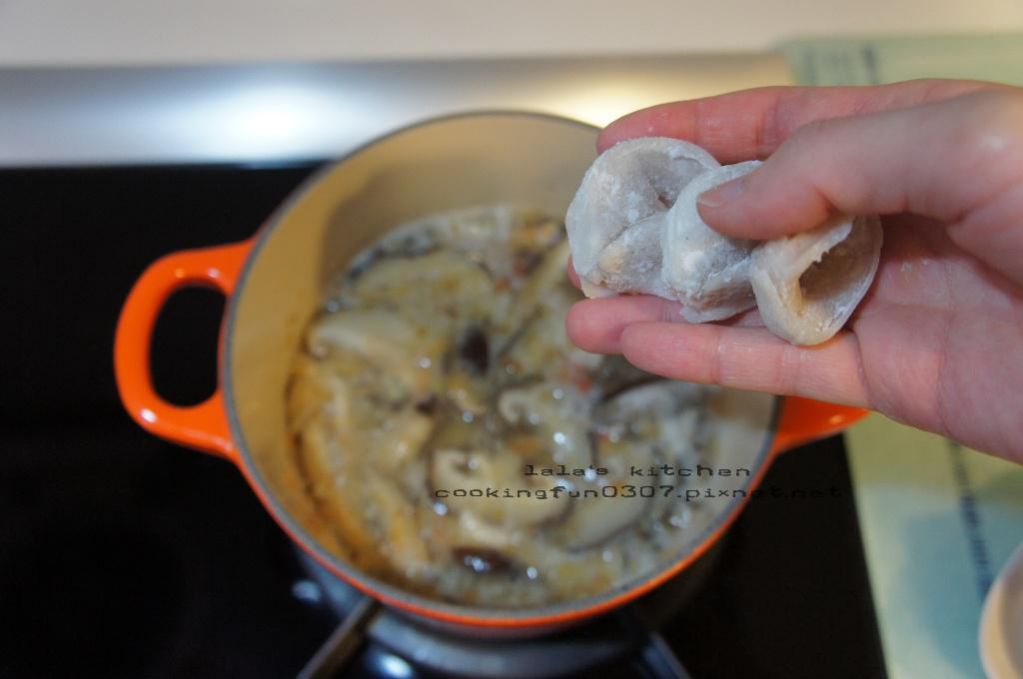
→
(565, 80, 1023, 462)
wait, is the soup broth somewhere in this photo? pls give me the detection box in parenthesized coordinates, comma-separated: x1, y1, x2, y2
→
(287, 206, 720, 607)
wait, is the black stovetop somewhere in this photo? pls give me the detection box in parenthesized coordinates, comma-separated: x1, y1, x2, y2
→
(0, 164, 886, 678)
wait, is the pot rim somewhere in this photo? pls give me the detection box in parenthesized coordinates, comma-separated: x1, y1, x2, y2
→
(220, 109, 783, 627)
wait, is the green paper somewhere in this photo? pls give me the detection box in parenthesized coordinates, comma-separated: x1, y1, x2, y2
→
(784, 34, 1023, 87)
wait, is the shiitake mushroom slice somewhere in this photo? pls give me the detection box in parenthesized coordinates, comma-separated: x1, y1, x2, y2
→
(451, 546, 515, 575)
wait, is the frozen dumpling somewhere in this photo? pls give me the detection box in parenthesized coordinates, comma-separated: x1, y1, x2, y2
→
(566, 137, 718, 299)
(749, 214, 883, 345)
(566, 139, 883, 346)
(661, 162, 761, 322)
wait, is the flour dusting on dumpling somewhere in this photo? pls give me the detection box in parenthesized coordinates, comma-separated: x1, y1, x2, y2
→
(566, 139, 883, 345)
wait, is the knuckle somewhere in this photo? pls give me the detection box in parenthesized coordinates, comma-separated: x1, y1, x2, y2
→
(958, 89, 1023, 169)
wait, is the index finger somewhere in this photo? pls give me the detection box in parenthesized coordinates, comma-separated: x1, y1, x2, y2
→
(597, 79, 995, 162)
(566, 255, 580, 289)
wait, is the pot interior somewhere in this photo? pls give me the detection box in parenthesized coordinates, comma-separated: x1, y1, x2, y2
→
(223, 112, 777, 623)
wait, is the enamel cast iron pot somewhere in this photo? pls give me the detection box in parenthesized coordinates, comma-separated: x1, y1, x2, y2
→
(114, 112, 866, 636)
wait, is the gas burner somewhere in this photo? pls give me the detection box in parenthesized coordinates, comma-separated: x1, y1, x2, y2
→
(290, 545, 723, 678)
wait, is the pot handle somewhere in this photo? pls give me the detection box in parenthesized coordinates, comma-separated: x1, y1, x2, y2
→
(114, 240, 252, 464)
(771, 396, 868, 455)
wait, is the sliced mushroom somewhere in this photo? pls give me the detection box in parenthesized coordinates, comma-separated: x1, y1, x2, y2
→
(595, 380, 708, 425)
(455, 324, 490, 375)
(306, 309, 445, 398)
(343, 227, 440, 285)
(496, 385, 538, 425)
(508, 213, 564, 254)
(452, 546, 515, 575)
(550, 435, 656, 551)
(589, 356, 654, 402)
(294, 377, 356, 483)
(656, 408, 703, 469)
(431, 449, 570, 528)
(501, 238, 571, 331)
(492, 238, 588, 370)
(297, 420, 385, 574)
(444, 324, 491, 416)
(453, 509, 525, 550)
(498, 282, 601, 381)
(364, 476, 433, 579)
(446, 372, 489, 418)
(512, 541, 626, 600)
(598, 380, 712, 516)
(350, 250, 494, 316)
(369, 407, 434, 475)
(286, 355, 345, 434)
(495, 382, 592, 471)
(551, 380, 709, 551)
(552, 487, 652, 552)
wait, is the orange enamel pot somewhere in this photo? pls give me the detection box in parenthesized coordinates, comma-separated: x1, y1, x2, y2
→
(114, 112, 866, 636)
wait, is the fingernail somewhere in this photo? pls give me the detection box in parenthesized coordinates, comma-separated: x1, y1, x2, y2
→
(697, 177, 746, 209)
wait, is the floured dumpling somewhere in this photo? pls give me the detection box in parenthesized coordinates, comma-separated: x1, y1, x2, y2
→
(565, 137, 718, 300)
(662, 162, 760, 322)
(566, 138, 883, 346)
(749, 213, 883, 345)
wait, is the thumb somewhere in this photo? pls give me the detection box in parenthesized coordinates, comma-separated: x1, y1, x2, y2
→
(695, 90, 1022, 241)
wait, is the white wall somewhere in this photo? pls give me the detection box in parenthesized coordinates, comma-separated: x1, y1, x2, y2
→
(1, 0, 1021, 65)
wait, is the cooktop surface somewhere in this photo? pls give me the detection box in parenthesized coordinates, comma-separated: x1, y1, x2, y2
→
(0, 164, 886, 678)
